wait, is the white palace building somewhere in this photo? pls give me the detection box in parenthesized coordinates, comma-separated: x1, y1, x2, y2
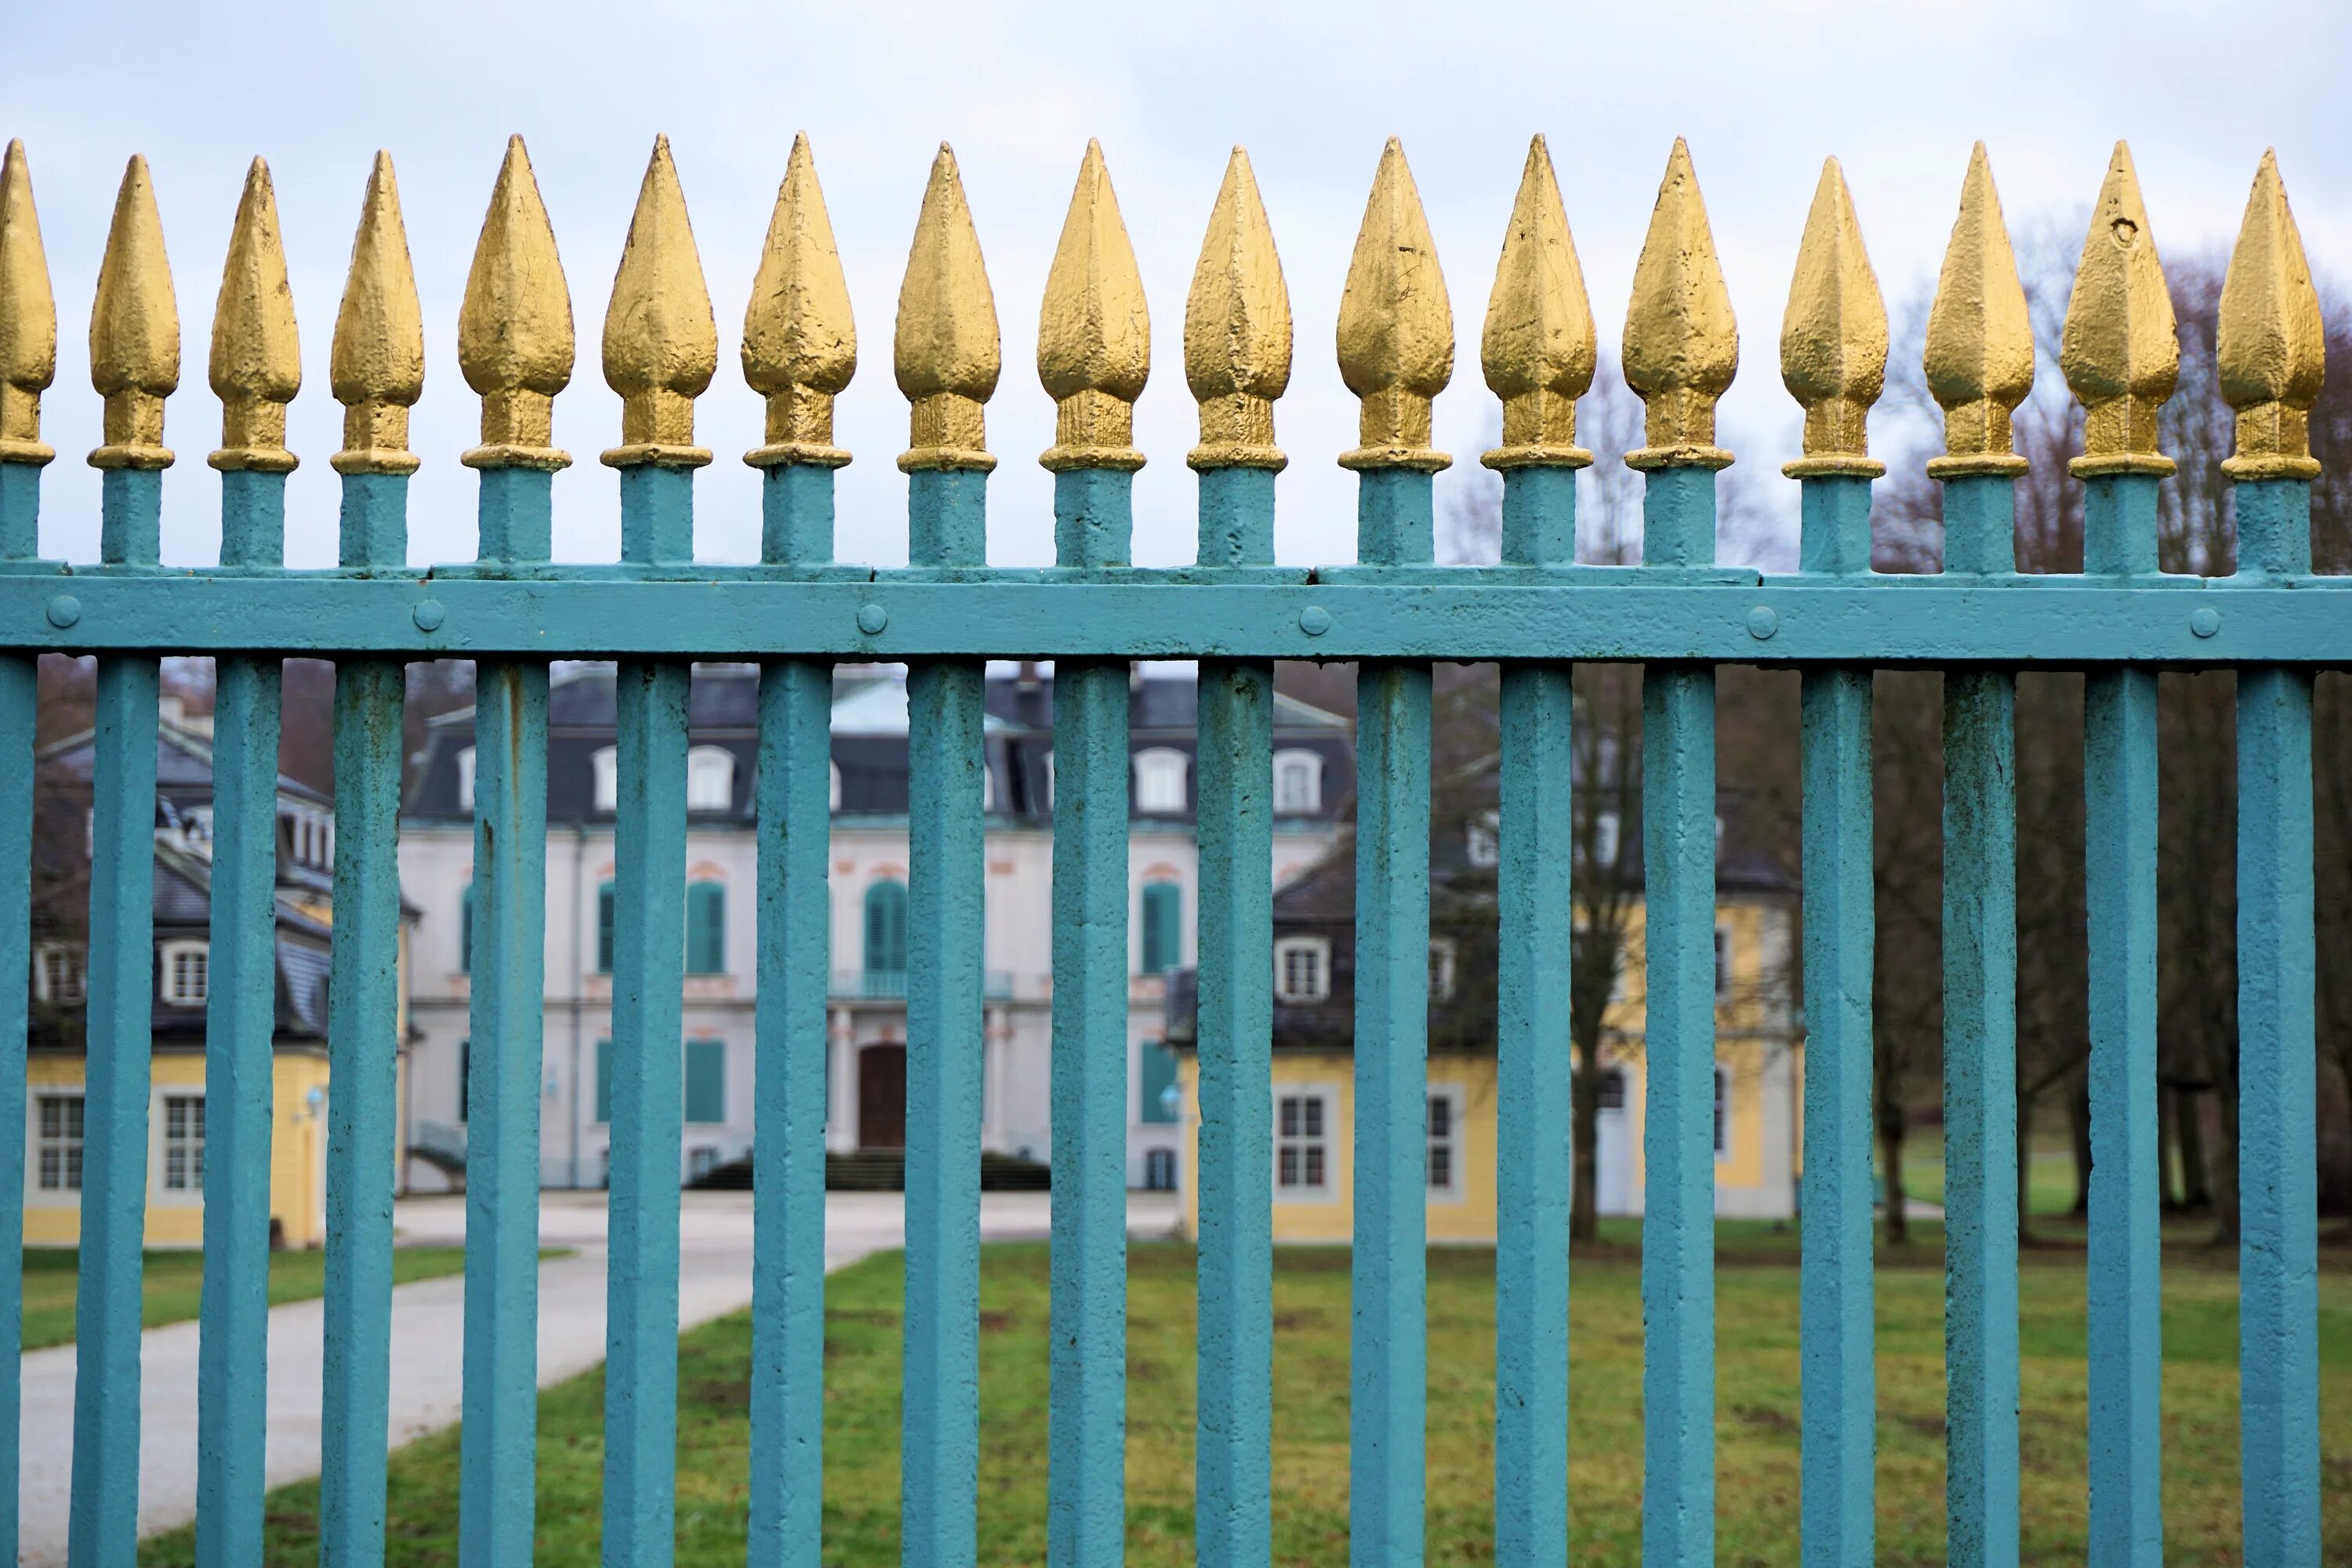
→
(395, 663, 1350, 1192)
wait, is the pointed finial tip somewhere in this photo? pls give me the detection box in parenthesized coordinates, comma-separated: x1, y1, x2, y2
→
(209, 149, 302, 473)
(330, 146, 426, 475)
(2063, 139, 2177, 476)
(0, 133, 57, 462)
(1337, 136, 1453, 472)
(1185, 140, 1291, 470)
(1621, 135, 1737, 470)
(895, 139, 1000, 472)
(86, 150, 180, 470)
(461, 126, 576, 469)
(1780, 152, 1886, 477)
(742, 130, 856, 470)
(601, 127, 717, 469)
(1038, 137, 1149, 471)
(2220, 144, 2325, 479)
(1922, 140, 2033, 475)
(1481, 129, 1594, 471)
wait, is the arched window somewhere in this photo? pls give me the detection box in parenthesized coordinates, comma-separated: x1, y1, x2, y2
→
(687, 881, 727, 975)
(1139, 880, 1181, 975)
(457, 746, 477, 812)
(1133, 747, 1189, 814)
(1272, 749, 1323, 815)
(685, 746, 735, 812)
(592, 746, 619, 812)
(864, 880, 909, 984)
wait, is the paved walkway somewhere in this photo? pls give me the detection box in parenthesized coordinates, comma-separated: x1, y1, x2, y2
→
(18, 1189, 1181, 1565)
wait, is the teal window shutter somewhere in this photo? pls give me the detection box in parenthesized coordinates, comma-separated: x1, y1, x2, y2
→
(597, 882, 616, 974)
(864, 880, 909, 978)
(687, 882, 726, 975)
(686, 1039, 727, 1123)
(1140, 880, 1181, 975)
(459, 886, 473, 974)
(595, 1038, 612, 1123)
(1138, 1040, 1178, 1124)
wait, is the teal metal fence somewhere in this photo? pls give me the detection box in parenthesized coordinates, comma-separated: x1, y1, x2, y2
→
(0, 120, 2331, 1568)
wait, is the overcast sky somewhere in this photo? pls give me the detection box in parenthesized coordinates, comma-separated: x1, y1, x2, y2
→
(10, 0, 2349, 572)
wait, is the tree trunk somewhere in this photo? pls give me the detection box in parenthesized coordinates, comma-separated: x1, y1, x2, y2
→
(2016, 1088, 2038, 1243)
(2209, 1063, 2241, 1247)
(1570, 1044, 1602, 1244)
(2157, 1083, 2182, 1211)
(2067, 1077, 2093, 1219)
(1876, 1104, 1910, 1245)
(2174, 1084, 2212, 1210)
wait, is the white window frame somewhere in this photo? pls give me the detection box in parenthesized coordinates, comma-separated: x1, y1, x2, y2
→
(158, 1091, 205, 1200)
(829, 760, 843, 812)
(31, 1091, 84, 1200)
(1426, 1082, 1464, 1200)
(159, 938, 209, 1007)
(1133, 746, 1189, 815)
(1428, 938, 1457, 1004)
(1272, 748, 1323, 815)
(1272, 1084, 1336, 1200)
(33, 942, 85, 1004)
(1273, 936, 1330, 1003)
(1466, 811, 1500, 869)
(592, 745, 619, 812)
(684, 746, 735, 812)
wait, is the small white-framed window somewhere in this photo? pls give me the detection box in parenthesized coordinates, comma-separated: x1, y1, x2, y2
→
(159, 940, 209, 1007)
(829, 760, 843, 812)
(983, 764, 996, 813)
(34, 1093, 83, 1192)
(1134, 747, 1189, 814)
(1466, 811, 1500, 869)
(592, 746, 619, 812)
(1426, 1085, 1462, 1196)
(1272, 749, 1323, 815)
(1275, 1091, 1330, 1192)
(1715, 926, 1732, 1000)
(34, 942, 85, 1004)
(1593, 810, 1621, 869)
(1273, 936, 1330, 1003)
(1714, 1065, 1731, 1160)
(1428, 938, 1457, 1003)
(1044, 750, 1055, 810)
(685, 746, 735, 812)
(161, 1093, 205, 1192)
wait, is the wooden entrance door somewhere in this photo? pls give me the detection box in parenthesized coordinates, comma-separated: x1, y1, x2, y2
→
(858, 1044, 906, 1149)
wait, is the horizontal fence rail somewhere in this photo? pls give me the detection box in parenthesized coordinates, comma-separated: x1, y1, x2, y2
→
(0, 119, 2332, 1568)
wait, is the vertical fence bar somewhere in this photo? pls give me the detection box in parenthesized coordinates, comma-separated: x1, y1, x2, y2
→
(604, 462, 696, 1568)
(1047, 480, 1131, 1568)
(748, 450, 839, 1567)
(0, 441, 46, 1568)
(320, 464, 411, 1567)
(461, 462, 554, 1568)
(70, 464, 163, 1568)
(2232, 476, 2319, 1566)
(1794, 473, 1874, 1565)
(1938, 472, 2020, 1568)
(1192, 459, 1276, 1568)
(902, 464, 989, 1568)
(1351, 466, 1434, 1567)
(2081, 471, 2162, 1566)
(196, 461, 288, 1568)
(1493, 458, 1574, 1568)
(1637, 462, 1719, 1567)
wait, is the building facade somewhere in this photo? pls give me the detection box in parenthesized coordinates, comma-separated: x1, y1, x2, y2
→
(396, 663, 1351, 1190)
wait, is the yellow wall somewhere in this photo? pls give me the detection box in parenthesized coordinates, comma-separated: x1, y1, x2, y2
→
(24, 1047, 332, 1250)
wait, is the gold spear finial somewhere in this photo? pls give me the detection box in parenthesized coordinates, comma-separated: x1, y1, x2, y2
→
(1923, 143, 2034, 477)
(209, 158, 300, 474)
(88, 154, 180, 471)
(2062, 142, 2177, 477)
(1482, 134, 1594, 471)
(1780, 156, 1886, 478)
(0, 140, 56, 463)
(743, 132, 855, 470)
(330, 151, 424, 476)
(1038, 140, 1149, 473)
(460, 135, 575, 471)
(602, 134, 716, 469)
(2218, 150, 2325, 481)
(1184, 146, 1290, 472)
(1622, 138, 1737, 470)
(895, 143, 1000, 474)
(1337, 138, 1452, 472)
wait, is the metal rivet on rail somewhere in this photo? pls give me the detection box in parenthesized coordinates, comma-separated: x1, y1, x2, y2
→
(1298, 605, 1331, 637)
(412, 599, 445, 633)
(2190, 606, 2221, 638)
(1746, 604, 1779, 640)
(45, 595, 79, 629)
(856, 602, 888, 635)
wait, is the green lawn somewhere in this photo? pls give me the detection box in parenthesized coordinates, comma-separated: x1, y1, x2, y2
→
(21, 1247, 474, 1352)
(138, 1223, 2351, 1566)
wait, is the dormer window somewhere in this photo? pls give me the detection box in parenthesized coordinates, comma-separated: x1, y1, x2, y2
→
(1466, 811, 1500, 869)
(1272, 750, 1323, 815)
(1134, 747, 1189, 814)
(1273, 936, 1330, 1003)
(685, 746, 735, 812)
(34, 943, 85, 1004)
(159, 939, 209, 1007)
